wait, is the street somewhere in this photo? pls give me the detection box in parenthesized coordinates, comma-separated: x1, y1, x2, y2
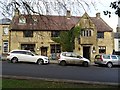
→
(2, 61, 120, 85)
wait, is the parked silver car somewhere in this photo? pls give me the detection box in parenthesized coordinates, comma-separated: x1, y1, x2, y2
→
(94, 54, 120, 68)
(58, 52, 90, 67)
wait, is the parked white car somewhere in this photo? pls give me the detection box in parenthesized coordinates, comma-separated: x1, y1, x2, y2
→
(7, 50, 49, 65)
(58, 52, 90, 67)
(94, 54, 120, 68)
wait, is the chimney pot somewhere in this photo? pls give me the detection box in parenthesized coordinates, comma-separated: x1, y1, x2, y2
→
(96, 13, 100, 19)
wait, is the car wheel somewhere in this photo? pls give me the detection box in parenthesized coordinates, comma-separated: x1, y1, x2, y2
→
(83, 62, 89, 67)
(11, 57, 18, 63)
(107, 62, 113, 68)
(60, 61, 66, 66)
(37, 59, 43, 65)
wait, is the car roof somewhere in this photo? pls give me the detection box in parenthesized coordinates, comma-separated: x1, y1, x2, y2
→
(10, 49, 30, 52)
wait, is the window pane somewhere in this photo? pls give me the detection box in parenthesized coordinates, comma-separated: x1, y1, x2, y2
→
(97, 32, 104, 38)
(81, 28, 92, 37)
(3, 41, 8, 52)
(3, 27, 9, 35)
(103, 55, 110, 59)
(99, 46, 106, 54)
(23, 31, 33, 37)
(51, 31, 60, 37)
(19, 17, 26, 24)
(111, 56, 117, 59)
(119, 41, 120, 48)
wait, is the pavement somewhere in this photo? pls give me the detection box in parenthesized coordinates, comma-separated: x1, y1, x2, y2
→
(50, 60, 58, 64)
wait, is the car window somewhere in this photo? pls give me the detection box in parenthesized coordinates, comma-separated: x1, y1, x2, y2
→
(62, 53, 66, 56)
(11, 51, 25, 54)
(66, 53, 72, 57)
(71, 53, 78, 57)
(111, 55, 117, 59)
(11, 51, 21, 54)
(117, 55, 120, 60)
(103, 55, 110, 59)
(26, 52, 34, 56)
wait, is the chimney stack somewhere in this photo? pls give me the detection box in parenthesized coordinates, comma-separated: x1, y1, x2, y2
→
(96, 13, 100, 19)
(66, 10, 71, 18)
(14, 8, 20, 16)
(116, 26, 120, 32)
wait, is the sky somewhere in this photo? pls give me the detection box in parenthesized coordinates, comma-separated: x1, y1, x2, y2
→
(83, 0, 118, 32)
(0, 0, 118, 32)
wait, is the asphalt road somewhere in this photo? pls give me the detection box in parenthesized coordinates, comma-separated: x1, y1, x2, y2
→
(2, 61, 120, 85)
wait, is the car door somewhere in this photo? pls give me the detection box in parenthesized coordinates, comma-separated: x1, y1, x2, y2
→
(117, 55, 120, 65)
(25, 52, 36, 62)
(15, 51, 27, 62)
(71, 53, 81, 64)
(111, 55, 118, 65)
(65, 53, 75, 64)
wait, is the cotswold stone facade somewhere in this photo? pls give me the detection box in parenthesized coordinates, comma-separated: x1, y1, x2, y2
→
(9, 11, 114, 62)
(0, 18, 11, 56)
(74, 13, 114, 62)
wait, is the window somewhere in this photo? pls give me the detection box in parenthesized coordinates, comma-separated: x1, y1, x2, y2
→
(51, 31, 60, 37)
(50, 44, 61, 53)
(99, 46, 106, 54)
(111, 55, 117, 59)
(97, 32, 104, 38)
(23, 30, 33, 37)
(117, 55, 120, 59)
(3, 27, 9, 35)
(21, 44, 35, 52)
(3, 41, 8, 53)
(81, 28, 92, 37)
(19, 17, 26, 24)
(119, 41, 120, 49)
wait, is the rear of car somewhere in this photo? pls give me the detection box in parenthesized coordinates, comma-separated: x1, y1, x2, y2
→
(58, 52, 90, 67)
(94, 54, 120, 68)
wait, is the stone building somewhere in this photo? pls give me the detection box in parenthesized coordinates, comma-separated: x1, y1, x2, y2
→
(0, 18, 11, 58)
(9, 10, 114, 62)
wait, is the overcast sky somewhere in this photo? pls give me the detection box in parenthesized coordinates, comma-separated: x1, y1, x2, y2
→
(0, 0, 118, 32)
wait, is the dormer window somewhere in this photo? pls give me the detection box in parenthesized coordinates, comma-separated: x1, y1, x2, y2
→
(33, 18, 37, 22)
(19, 16, 26, 24)
(32, 16, 38, 24)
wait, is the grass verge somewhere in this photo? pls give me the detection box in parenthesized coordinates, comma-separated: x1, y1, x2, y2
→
(2, 78, 119, 89)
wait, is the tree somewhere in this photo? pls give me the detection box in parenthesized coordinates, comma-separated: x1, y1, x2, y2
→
(104, 0, 120, 17)
(0, 0, 97, 18)
(52, 26, 81, 52)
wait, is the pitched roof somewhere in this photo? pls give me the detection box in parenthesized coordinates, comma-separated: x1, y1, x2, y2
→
(10, 14, 113, 32)
(90, 17, 113, 32)
(11, 15, 79, 31)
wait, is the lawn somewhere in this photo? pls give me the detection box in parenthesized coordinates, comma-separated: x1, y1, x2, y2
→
(2, 78, 119, 89)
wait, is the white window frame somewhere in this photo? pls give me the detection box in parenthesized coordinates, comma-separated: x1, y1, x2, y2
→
(3, 41, 9, 53)
(3, 27, 9, 35)
(119, 40, 120, 49)
(81, 28, 92, 37)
